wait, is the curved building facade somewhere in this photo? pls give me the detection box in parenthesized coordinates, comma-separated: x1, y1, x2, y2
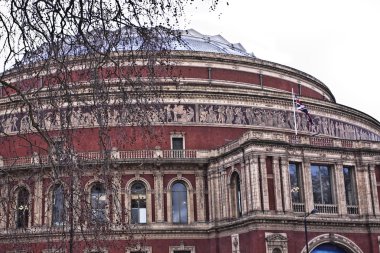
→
(1, 29, 380, 253)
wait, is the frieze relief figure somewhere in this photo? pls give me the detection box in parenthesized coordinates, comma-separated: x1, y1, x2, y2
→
(1, 117, 13, 133)
(234, 107, 246, 125)
(20, 115, 31, 132)
(0, 103, 379, 141)
(166, 104, 195, 123)
(226, 106, 234, 124)
(245, 107, 254, 125)
(217, 106, 226, 123)
(10, 115, 19, 132)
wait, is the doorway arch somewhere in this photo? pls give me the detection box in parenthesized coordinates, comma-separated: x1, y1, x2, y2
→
(303, 233, 363, 253)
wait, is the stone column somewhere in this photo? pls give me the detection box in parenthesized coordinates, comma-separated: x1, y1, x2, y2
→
(302, 159, 314, 212)
(334, 163, 347, 215)
(195, 170, 206, 222)
(280, 156, 292, 212)
(250, 155, 261, 211)
(273, 157, 283, 212)
(153, 170, 164, 222)
(260, 156, 269, 211)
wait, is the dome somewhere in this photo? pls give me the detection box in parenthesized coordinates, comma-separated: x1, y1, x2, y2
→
(173, 29, 254, 57)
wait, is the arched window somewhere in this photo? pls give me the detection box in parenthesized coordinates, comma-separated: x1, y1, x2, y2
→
(230, 172, 242, 218)
(131, 181, 147, 224)
(272, 248, 282, 253)
(52, 184, 65, 226)
(172, 182, 188, 224)
(90, 183, 107, 223)
(16, 187, 29, 228)
(311, 243, 347, 253)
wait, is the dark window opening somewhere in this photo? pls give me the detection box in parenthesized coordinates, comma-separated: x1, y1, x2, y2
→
(172, 137, 184, 150)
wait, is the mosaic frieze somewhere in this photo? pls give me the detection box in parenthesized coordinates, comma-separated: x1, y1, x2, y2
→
(0, 103, 379, 142)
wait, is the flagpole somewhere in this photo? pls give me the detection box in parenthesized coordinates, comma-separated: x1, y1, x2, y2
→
(292, 88, 297, 135)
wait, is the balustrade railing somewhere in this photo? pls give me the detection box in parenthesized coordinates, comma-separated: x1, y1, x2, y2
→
(119, 150, 155, 159)
(310, 137, 334, 147)
(162, 150, 197, 159)
(314, 203, 338, 214)
(292, 202, 305, 213)
(347, 205, 359, 215)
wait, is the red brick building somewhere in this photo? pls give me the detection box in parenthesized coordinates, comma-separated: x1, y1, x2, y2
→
(1, 29, 380, 253)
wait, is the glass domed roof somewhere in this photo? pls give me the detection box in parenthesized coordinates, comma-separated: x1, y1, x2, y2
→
(173, 29, 254, 57)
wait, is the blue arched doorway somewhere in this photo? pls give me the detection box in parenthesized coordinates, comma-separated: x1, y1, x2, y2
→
(311, 243, 348, 253)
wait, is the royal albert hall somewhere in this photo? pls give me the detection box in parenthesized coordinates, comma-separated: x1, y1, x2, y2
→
(1, 29, 380, 253)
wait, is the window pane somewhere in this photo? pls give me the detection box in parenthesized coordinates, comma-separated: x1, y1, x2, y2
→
(311, 165, 333, 204)
(320, 166, 332, 204)
(131, 182, 146, 195)
(289, 163, 302, 203)
(91, 183, 107, 223)
(17, 188, 29, 228)
(131, 181, 147, 224)
(311, 165, 322, 203)
(172, 182, 187, 224)
(343, 167, 357, 205)
(52, 184, 65, 226)
(131, 208, 139, 224)
(139, 208, 147, 223)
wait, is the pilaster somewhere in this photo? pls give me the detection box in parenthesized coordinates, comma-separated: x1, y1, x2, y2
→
(356, 164, 371, 216)
(240, 158, 248, 215)
(220, 167, 228, 219)
(303, 158, 314, 212)
(260, 155, 269, 211)
(334, 162, 347, 215)
(369, 164, 380, 216)
(195, 170, 206, 222)
(0, 177, 8, 229)
(280, 156, 292, 212)
(273, 157, 283, 212)
(250, 155, 261, 211)
(244, 155, 253, 213)
(112, 173, 122, 223)
(33, 175, 43, 226)
(153, 170, 164, 222)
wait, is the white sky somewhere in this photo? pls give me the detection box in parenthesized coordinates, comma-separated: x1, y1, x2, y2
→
(184, 0, 380, 122)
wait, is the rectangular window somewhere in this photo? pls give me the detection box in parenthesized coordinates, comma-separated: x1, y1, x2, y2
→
(172, 137, 184, 150)
(343, 166, 357, 206)
(288, 162, 303, 203)
(311, 164, 334, 204)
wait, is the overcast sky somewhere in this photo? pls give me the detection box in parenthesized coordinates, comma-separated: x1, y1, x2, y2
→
(184, 0, 380, 122)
